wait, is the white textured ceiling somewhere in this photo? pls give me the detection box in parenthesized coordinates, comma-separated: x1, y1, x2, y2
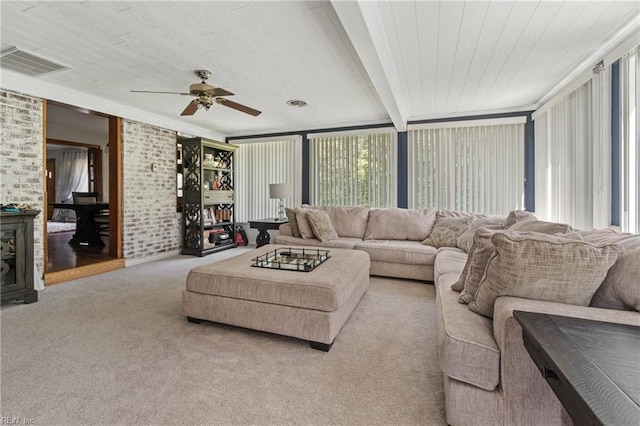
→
(1, 1, 639, 138)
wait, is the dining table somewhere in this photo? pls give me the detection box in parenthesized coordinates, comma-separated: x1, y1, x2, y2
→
(49, 202, 109, 247)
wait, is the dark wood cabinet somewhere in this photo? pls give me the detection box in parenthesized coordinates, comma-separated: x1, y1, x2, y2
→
(1, 210, 40, 304)
(181, 137, 238, 256)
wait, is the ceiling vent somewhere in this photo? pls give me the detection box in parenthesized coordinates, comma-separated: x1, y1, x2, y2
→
(0, 46, 69, 77)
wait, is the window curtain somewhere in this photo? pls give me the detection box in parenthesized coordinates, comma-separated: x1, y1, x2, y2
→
(534, 71, 611, 231)
(232, 136, 302, 222)
(619, 45, 639, 233)
(309, 130, 397, 207)
(51, 149, 89, 222)
(408, 119, 525, 215)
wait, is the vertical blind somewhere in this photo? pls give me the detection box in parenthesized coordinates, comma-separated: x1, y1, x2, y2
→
(232, 136, 302, 222)
(408, 120, 525, 215)
(309, 130, 397, 207)
(620, 45, 639, 233)
(534, 69, 612, 231)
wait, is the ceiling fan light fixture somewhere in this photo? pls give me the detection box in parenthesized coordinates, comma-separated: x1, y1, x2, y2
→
(287, 99, 308, 108)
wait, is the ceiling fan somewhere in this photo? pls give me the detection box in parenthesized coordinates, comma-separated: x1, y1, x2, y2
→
(130, 70, 261, 117)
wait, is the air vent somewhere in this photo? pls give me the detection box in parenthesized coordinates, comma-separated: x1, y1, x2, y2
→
(1, 46, 69, 77)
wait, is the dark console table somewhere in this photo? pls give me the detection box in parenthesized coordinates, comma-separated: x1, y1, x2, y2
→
(49, 203, 108, 247)
(248, 218, 288, 247)
(514, 310, 640, 426)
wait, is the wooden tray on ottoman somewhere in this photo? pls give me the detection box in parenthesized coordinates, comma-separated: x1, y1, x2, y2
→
(182, 244, 370, 351)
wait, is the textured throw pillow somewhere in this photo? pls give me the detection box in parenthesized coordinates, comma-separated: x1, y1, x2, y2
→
(422, 214, 473, 248)
(468, 231, 623, 318)
(305, 209, 339, 242)
(508, 220, 573, 234)
(502, 210, 537, 228)
(456, 217, 505, 252)
(296, 210, 316, 239)
(590, 247, 640, 312)
(451, 239, 478, 293)
(286, 207, 301, 237)
(458, 227, 502, 304)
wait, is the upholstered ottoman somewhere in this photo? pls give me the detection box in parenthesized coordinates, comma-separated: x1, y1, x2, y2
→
(182, 244, 370, 351)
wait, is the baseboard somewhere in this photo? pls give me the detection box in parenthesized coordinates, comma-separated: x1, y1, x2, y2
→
(124, 249, 182, 267)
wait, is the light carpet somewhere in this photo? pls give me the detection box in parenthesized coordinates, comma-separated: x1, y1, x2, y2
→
(1, 248, 446, 425)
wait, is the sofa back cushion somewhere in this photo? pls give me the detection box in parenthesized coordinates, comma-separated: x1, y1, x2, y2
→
(364, 208, 438, 241)
(468, 231, 623, 318)
(322, 206, 370, 238)
(502, 210, 537, 228)
(508, 219, 573, 234)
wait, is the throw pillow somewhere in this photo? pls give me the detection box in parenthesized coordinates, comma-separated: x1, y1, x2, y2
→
(468, 231, 623, 318)
(456, 217, 505, 252)
(296, 210, 316, 239)
(508, 220, 573, 234)
(451, 239, 478, 293)
(458, 227, 501, 304)
(590, 246, 640, 312)
(305, 209, 339, 242)
(422, 214, 473, 248)
(286, 208, 301, 237)
(502, 210, 537, 228)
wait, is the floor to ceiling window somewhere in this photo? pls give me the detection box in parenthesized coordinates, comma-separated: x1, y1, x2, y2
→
(408, 118, 525, 215)
(308, 129, 397, 207)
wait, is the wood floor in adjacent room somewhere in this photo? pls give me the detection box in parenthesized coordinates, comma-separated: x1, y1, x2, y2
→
(46, 231, 113, 273)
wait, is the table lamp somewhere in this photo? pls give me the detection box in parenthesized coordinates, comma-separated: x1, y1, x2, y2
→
(269, 183, 293, 221)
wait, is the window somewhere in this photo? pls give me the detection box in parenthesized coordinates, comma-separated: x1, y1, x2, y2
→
(308, 129, 397, 207)
(534, 65, 612, 231)
(231, 136, 302, 222)
(408, 118, 525, 215)
(619, 45, 639, 233)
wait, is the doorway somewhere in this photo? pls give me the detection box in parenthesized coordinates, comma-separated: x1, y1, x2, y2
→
(43, 102, 124, 284)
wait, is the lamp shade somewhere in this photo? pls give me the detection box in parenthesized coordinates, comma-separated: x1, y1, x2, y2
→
(269, 183, 293, 199)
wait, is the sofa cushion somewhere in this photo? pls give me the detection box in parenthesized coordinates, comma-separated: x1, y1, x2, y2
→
(274, 234, 362, 249)
(355, 240, 437, 265)
(422, 214, 473, 248)
(322, 206, 370, 239)
(305, 209, 339, 242)
(364, 208, 438, 241)
(502, 210, 537, 228)
(456, 218, 505, 253)
(590, 247, 640, 312)
(469, 231, 623, 318)
(508, 219, 573, 234)
(436, 275, 500, 391)
(434, 247, 468, 285)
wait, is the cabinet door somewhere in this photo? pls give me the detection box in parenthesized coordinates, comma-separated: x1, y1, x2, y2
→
(1, 222, 26, 294)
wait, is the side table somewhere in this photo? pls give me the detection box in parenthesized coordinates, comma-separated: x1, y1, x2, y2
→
(248, 218, 288, 247)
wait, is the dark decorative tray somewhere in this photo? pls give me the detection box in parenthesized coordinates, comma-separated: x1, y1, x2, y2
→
(251, 247, 330, 272)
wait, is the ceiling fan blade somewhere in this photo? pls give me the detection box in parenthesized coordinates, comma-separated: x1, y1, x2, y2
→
(209, 87, 234, 97)
(216, 98, 261, 116)
(131, 90, 191, 95)
(180, 101, 199, 116)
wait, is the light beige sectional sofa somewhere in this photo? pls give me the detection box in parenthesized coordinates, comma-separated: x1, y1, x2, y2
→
(274, 206, 640, 425)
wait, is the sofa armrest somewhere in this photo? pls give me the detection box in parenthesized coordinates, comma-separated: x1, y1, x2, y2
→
(492, 296, 640, 425)
(278, 223, 293, 236)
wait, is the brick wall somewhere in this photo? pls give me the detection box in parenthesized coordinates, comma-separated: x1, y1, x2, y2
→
(122, 120, 181, 260)
(0, 90, 45, 289)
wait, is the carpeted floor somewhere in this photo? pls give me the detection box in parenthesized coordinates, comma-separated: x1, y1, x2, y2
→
(1, 248, 446, 425)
